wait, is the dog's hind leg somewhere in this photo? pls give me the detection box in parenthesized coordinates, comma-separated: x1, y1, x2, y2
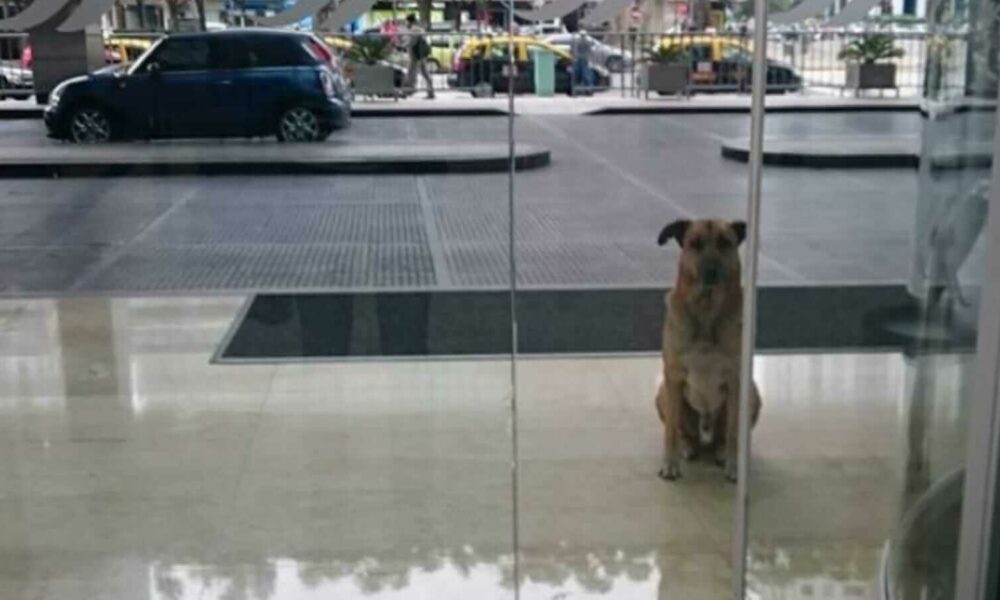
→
(680, 400, 700, 461)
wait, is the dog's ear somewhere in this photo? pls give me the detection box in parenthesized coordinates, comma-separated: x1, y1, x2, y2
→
(657, 219, 690, 247)
(730, 221, 747, 245)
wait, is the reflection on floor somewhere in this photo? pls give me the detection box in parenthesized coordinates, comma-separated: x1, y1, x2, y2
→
(0, 298, 969, 599)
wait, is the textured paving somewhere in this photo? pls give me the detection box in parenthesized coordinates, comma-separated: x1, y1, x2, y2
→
(0, 112, 948, 295)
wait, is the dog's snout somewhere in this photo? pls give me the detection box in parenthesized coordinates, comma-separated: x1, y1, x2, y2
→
(700, 262, 722, 286)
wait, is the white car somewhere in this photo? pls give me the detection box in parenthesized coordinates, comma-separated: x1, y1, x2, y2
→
(544, 32, 633, 73)
(0, 64, 33, 100)
(521, 20, 567, 35)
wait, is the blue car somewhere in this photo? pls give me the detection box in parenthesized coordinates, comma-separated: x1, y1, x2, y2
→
(44, 30, 351, 143)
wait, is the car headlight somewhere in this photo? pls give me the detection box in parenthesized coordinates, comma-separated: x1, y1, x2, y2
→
(319, 70, 336, 99)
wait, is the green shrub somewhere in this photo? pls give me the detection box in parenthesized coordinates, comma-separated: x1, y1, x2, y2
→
(838, 34, 904, 64)
(346, 34, 394, 65)
(645, 44, 689, 65)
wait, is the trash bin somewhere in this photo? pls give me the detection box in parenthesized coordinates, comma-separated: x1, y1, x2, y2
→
(532, 48, 555, 97)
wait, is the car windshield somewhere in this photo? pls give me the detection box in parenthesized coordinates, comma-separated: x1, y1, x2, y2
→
(127, 37, 165, 75)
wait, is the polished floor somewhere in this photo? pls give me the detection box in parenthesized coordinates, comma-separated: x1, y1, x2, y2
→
(0, 297, 969, 599)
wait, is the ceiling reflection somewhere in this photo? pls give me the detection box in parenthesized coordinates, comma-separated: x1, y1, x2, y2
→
(128, 543, 886, 599)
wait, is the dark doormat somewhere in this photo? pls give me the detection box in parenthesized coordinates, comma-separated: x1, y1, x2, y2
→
(215, 286, 976, 362)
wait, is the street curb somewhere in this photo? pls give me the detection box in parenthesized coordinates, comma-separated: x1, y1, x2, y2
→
(0, 106, 508, 121)
(0, 150, 550, 178)
(587, 103, 921, 116)
(720, 143, 919, 168)
(352, 108, 508, 117)
(0, 103, 927, 121)
(0, 108, 44, 120)
(720, 142, 992, 170)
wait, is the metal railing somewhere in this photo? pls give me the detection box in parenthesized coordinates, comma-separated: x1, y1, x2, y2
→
(587, 30, 967, 99)
(330, 30, 607, 98)
(0, 28, 975, 102)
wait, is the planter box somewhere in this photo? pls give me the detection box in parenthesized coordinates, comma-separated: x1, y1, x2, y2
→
(640, 63, 689, 96)
(348, 64, 397, 98)
(845, 63, 897, 91)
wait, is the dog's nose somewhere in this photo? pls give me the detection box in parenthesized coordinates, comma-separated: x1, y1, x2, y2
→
(701, 264, 722, 286)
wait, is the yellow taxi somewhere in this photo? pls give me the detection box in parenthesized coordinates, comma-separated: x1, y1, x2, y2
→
(447, 35, 609, 96)
(656, 35, 801, 92)
(104, 33, 159, 64)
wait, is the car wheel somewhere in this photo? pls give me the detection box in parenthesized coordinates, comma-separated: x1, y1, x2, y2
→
(68, 106, 113, 143)
(276, 106, 327, 142)
(606, 56, 624, 73)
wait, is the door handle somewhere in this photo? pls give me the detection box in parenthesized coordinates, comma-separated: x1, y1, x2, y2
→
(218, 80, 234, 85)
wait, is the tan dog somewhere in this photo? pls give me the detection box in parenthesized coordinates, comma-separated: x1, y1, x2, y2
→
(654, 219, 761, 482)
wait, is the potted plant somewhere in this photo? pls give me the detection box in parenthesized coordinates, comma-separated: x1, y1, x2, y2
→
(838, 33, 904, 94)
(345, 34, 398, 99)
(640, 44, 690, 97)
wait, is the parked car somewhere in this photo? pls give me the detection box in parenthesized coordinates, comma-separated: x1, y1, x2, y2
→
(545, 32, 633, 73)
(520, 20, 567, 35)
(44, 29, 350, 143)
(657, 35, 802, 93)
(426, 33, 462, 73)
(0, 63, 33, 100)
(448, 36, 610, 96)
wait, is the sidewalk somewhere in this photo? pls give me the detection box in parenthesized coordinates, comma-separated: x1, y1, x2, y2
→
(351, 89, 925, 115)
(0, 90, 925, 120)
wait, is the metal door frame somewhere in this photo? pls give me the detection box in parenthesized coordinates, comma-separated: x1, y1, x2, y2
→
(732, 0, 770, 596)
(735, 4, 1000, 599)
(955, 105, 1000, 600)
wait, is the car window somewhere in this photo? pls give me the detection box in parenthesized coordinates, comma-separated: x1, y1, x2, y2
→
(153, 38, 210, 72)
(464, 43, 484, 59)
(721, 44, 751, 63)
(688, 44, 712, 62)
(488, 43, 510, 60)
(212, 38, 251, 70)
(526, 41, 558, 58)
(248, 36, 310, 68)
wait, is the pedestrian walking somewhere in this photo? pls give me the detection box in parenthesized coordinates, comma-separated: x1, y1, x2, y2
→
(404, 14, 435, 99)
(572, 32, 594, 95)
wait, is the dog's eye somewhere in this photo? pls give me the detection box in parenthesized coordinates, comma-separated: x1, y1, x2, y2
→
(689, 238, 704, 251)
(717, 236, 733, 250)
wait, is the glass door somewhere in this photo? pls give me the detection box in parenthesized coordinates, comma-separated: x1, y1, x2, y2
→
(739, 0, 1000, 598)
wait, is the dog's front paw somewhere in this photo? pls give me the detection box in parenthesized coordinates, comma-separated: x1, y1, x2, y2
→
(659, 461, 682, 481)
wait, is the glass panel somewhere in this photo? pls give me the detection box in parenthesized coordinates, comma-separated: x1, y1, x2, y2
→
(0, 10, 517, 600)
(745, 1, 999, 599)
(510, 21, 754, 600)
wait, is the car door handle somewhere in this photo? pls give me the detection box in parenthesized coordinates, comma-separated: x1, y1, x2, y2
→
(218, 80, 234, 85)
